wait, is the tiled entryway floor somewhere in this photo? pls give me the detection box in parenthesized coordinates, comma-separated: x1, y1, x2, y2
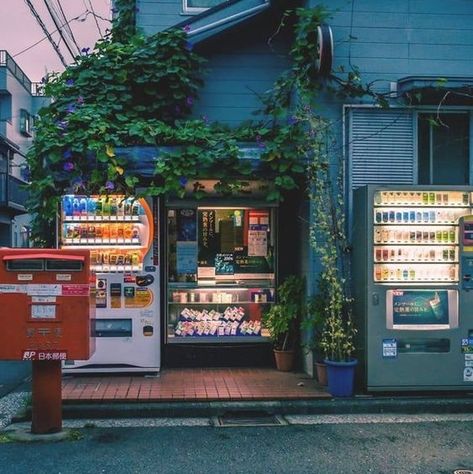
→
(62, 368, 330, 402)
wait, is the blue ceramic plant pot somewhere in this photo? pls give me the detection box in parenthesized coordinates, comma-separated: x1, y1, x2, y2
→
(324, 358, 358, 397)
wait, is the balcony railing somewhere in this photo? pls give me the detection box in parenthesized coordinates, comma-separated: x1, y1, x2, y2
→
(0, 50, 45, 96)
(0, 172, 29, 214)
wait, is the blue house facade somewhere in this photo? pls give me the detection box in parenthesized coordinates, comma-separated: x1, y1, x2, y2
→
(0, 51, 48, 248)
(134, 0, 473, 375)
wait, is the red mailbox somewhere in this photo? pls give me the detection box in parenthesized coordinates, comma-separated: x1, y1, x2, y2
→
(0, 248, 95, 434)
(0, 248, 95, 361)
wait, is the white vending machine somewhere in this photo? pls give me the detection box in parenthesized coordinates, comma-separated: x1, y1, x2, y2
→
(60, 194, 160, 373)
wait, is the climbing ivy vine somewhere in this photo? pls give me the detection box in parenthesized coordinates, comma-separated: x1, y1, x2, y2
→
(26, 0, 379, 263)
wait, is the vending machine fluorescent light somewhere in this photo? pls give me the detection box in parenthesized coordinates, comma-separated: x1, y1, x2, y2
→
(59, 195, 160, 373)
(353, 185, 473, 391)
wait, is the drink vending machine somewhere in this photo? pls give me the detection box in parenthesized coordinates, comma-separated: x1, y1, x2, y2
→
(59, 194, 160, 373)
(353, 185, 473, 391)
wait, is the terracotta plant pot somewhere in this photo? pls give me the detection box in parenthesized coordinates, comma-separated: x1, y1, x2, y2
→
(273, 349, 295, 371)
(315, 361, 328, 386)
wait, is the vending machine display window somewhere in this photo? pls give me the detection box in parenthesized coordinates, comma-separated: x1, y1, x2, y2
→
(166, 206, 276, 343)
(386, 289, 459, 330)
(60, 195, 153, 273)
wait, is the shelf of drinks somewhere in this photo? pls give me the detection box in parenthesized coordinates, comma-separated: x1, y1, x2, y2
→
(374, 243, 457, 246)
(373, 191, 470, 207)
(91, 264, 143, 273)
(373, 205, 470, 209)
(374, 224, 457, 228)
(63, 216, 142, 222)
(62, 240, 142, 246)
(374, 265, 457, 283)
(375, 261, 458, 265)
(374, 278, 458, 283)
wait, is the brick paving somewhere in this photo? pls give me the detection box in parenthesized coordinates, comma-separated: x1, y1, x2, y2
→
(62, 368, 330, 402)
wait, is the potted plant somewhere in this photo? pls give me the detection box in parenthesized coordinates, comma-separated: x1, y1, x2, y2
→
(263, 276, 305, 371)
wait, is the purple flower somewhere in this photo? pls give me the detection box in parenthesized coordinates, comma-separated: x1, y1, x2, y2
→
(287, 116, 298, 125)
(201, 115, 209, 124)
(186, 96, 193, 106)
(255, 135, 265, 149)
(185, 41, 193, 51)
(66, 103, 76, 114)
(183, 24, 191, 33)
(65, 79, 74, 87)
(111, 7, 118, 13)
(63, 149, 73, 160)
(105, 180, 115, 191)
(63, 161, 74, 172)
(77, 96, 84, 104)
(81, 47, 90, 54)
(179, 176, 188, 187)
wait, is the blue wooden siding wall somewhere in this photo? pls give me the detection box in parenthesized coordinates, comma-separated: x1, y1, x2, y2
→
(321, 0, 473, 92)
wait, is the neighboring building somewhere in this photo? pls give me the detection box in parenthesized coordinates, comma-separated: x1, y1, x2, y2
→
(133, 0, 473, 376)
(0, 50, 48, 247)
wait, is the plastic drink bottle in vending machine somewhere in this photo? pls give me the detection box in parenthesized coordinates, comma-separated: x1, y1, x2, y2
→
(72, 197, 80, 217)
(87, 197, 96, 217)
(63, 196, 73, 218)
(79, 197, 88, 217)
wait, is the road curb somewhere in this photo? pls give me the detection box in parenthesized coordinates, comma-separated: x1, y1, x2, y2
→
(12, 395, 473, 421)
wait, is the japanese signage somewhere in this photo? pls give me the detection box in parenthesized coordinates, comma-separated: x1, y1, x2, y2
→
(22, 350, 67, 361)
(391, 290, 449, 326)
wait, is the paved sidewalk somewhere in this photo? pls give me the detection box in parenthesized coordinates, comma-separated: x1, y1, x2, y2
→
(62, 368, 330, 402)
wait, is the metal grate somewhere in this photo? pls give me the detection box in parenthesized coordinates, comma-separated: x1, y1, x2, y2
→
(213, 411, 287, 427)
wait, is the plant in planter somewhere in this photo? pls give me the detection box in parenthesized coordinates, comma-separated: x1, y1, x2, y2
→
(263, 276, 305, 371)
(301, 278, 331, 385)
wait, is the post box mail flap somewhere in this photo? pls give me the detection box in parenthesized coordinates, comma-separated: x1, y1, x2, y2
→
(4, 254, 85, 272)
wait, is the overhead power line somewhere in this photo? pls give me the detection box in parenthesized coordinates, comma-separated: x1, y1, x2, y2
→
(54, 0, 83, 53)
(23, 0, 68, 67)
(43, 0, 79, 60)
(13, 10, 109, 60)
(86, 0, 104, 38)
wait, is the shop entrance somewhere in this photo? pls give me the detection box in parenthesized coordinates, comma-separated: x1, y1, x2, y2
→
(163, 201, 277, 367)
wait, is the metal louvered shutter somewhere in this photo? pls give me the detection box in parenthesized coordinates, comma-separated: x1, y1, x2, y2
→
(349, 107, 415, 191)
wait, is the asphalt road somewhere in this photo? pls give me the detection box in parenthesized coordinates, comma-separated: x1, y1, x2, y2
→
(1, 414, 473, 474)
(0, 362, 30, 398)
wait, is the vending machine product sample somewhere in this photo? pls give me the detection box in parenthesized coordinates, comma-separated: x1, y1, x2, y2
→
(60, 195, 160, 373)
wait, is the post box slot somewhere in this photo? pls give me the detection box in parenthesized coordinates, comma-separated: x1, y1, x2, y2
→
(45, 259, 83, 271)
(6, 259, 44, 271)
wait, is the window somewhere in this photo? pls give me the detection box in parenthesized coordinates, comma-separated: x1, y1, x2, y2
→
(19, 108, 32, 136)
(418, 113, 470, 185)
(167, 207, 275, 283)
(183, 0, 227, 13)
